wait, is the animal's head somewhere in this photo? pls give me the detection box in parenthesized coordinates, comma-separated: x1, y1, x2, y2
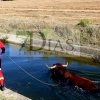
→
(46, 62, 68, 70)
(46, 62, 68, 80)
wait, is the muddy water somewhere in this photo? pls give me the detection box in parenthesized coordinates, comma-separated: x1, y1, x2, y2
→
(1, 44, 100, 100)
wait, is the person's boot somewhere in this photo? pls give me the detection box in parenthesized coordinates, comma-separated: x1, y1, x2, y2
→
(1, 85, 5, 91)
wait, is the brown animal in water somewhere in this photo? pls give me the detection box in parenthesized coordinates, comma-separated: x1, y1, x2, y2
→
(46, 62, 99, 92)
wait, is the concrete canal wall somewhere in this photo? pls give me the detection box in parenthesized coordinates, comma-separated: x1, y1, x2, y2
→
(0, 88, 31, 100)
(2, 34, 80, 56)
(0, 33, 100, 58)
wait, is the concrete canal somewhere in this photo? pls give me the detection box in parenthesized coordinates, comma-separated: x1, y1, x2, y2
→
(1, 43, 100, 100)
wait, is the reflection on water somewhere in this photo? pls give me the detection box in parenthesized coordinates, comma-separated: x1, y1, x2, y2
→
(1, 44, 100, 100)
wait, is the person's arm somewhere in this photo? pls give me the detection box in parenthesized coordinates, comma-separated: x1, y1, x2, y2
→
(0, 41, 5, 54)
(1, 47, 5, 54)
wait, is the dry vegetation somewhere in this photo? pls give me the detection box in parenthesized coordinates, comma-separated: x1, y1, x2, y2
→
(0, 0, 100, 48)
(0, 0, 100, 24)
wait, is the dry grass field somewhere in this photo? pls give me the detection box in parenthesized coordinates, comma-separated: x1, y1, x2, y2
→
(0, 0, 100, 48)
(0, 0, 100, 25)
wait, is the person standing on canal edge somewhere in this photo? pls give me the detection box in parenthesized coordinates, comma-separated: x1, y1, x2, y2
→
(0, 40, 5, 91)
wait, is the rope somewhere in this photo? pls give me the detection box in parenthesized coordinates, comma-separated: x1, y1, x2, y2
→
(5, 54, 60, 87)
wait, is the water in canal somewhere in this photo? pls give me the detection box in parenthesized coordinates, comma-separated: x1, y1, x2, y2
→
(1, 44, 100, 100)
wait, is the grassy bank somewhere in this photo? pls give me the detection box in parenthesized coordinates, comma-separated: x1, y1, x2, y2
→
(0, 18, 100, 49)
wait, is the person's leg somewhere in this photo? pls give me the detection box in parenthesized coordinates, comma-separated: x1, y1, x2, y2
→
(0, 59, 1, 68)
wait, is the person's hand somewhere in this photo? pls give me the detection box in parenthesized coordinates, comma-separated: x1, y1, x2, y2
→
(1, 51, 5, 54)
(1, 47, 5, 54)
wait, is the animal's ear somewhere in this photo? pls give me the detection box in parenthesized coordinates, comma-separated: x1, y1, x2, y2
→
(62, 62, 68, 67)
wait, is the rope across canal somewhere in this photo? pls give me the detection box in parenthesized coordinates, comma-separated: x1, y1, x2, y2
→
(6, 54, 60, 87)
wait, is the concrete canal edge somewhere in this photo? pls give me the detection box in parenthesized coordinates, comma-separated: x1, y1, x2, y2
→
(0, 33, 100, 58)
(0, 88, 31, 100)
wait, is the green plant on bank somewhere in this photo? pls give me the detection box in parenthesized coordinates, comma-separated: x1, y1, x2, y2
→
(42, 28, 49, 38)
(78, 19, 90, 27)
(16, 31, 30, 37)
(16, 31, 30, 51)
(19, 34, 30, 51)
